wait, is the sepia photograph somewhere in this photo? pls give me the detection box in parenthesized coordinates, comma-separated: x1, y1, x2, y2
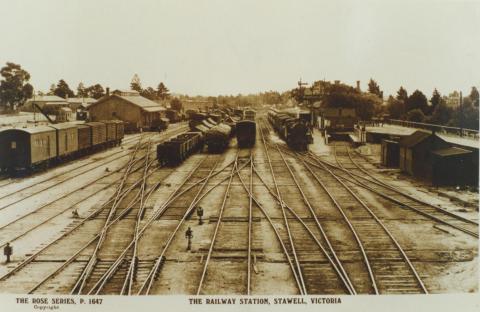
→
(0, 0, 478, 311)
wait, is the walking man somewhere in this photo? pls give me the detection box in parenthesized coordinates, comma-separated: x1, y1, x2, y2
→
(4, 242, 12, 264)
(185, 227, 193, 251)
(196, 206, 204, 225)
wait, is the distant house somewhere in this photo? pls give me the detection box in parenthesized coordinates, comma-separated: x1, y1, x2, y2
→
(24, 95, 69, 113)
(88, 90, 166, 132)
(67, 97, 96, 112)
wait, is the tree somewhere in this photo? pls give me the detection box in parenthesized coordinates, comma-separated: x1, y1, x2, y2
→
(428, 99, 453, 125)
(47, 83, 56, 95)
(469, 86, 479, 107)
(0, 62, 34, 111)
(54, 79, 75, 99)
(140, 87, 156, 100)
(355, 93, 382, 120)
(450, 98, 479, 130)
(170, 98, 182, 111)
(130, 74, 142, 92)
(406, 109, 425, 122)
(386, 95, 405, 119)
(77, 82, 88, 97)
(406, 90, 428, 114)
(368, 78, 383, 99)
(430, 88, 441, 114)
(396, 86, 408, 103)
(86, 84, 105, 99)
(157, 82, 170, 100)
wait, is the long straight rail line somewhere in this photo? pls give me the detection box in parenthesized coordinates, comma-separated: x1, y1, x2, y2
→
(259, 123, 307, 295)
(260, 120, 356, 294)
(196, 153, 239, 295)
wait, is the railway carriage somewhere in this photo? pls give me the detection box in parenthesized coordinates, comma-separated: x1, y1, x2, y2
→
(0, 120, 124, 173)
(0, 126, 57, 171)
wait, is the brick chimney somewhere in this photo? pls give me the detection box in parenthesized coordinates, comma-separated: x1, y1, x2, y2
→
(106, 87, 110, 96)
(356, 80, 360, 91)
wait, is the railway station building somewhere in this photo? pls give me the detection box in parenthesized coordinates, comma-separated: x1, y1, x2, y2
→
(88, 90, 166, 132)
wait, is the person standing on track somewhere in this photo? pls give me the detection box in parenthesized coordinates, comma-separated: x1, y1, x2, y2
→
(196, 206, 204, 225)
(4, 242, 12, 264)
(185, 227, 193, 251)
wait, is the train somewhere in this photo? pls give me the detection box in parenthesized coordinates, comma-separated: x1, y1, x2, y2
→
(236, 120, 256, 148)
(0, 120, 124, 172)
(268, 109, 312, 151)
(156, 132, 204, 166)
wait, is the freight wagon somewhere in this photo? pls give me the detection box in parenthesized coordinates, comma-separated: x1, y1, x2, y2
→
(157, 132, 204, 166)
(205, 123, 232, 153)
(236, 120, 256, 148)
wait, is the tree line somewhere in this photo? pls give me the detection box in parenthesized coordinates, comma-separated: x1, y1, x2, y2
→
(0, 62, 478, 130)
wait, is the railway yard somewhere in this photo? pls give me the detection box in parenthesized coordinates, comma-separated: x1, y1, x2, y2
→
(0, 115, 477, 296)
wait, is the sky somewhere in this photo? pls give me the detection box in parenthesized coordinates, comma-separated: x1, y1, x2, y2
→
(0, 0, 479, 97)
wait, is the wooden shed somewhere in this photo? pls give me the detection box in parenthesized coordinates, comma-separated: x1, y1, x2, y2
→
(431, 147, 476, 186)
(381, 139, 400, 168)
(88, 90, 165, 132)
(399, 130, 450, 180)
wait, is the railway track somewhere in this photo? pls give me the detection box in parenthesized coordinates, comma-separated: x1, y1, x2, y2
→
(258, 121, 355, 295)
(316, 142, 479, 238)
(0, 128, 190, 248)
(260, 119, 429, 294)
(14, 151, 248, 295)
(0, 139, 176, 293)
(0, 125, 187, 210)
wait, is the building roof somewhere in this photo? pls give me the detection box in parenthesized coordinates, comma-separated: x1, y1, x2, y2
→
(399, 130, 433, 148)
(67, 97, 96, 104)
(143, 106, 166, 112)
(432, 147, 472, 157)
(28, 95, 66, 102)
(90, 94, 165, 113)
